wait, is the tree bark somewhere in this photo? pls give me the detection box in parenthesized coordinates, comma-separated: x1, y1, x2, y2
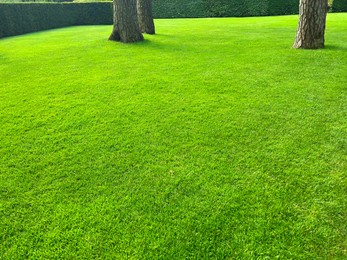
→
(293, 0, 329, 49)
(109, 0, 144, 43)
(137, 0, 155, 34)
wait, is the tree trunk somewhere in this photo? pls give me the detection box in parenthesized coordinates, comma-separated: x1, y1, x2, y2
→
(137, 0, 155, 34)
(109, 0, 144, 43)
(293, 0, 328, 49)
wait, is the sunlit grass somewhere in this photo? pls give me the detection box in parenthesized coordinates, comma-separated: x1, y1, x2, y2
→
(0, 14, 346, 258)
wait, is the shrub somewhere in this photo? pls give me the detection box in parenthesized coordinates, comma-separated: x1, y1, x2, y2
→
(203, 0, 269, 17)
(267, 0, 298, 16)
(0, 0, 304, 39)
(152, 0, 205, 18)
(152, 0, 299, 18)
(332, 0, 347, 12)
(0, 2, 113, 38)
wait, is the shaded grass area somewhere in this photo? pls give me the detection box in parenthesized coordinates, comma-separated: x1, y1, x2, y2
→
(0, 14, 346, 258)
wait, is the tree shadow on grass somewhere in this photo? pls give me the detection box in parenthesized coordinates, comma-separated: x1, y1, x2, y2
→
(138, 34, 182, 44)
(130, 38, 164, 49)
(132, 36, 195, 53)
(324, 44, 347, 51)
(138, 36, 347, 53)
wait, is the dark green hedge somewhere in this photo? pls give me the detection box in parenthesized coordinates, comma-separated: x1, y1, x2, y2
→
(152, 0, 299, 18)
(267, 0, 299, 16)
(332, 0, 347, 12)
(152, 0, 204, 18)
(0, 0, 315, 39)
(203, 0, 268, 18)
(0, 2, 112, 38)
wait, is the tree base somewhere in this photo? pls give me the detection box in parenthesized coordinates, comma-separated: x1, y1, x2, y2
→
(109, 0, 144, 44)
(108, 32, 121, 42)
(293, 40, 325, 49)
(293, 0, 328, 50)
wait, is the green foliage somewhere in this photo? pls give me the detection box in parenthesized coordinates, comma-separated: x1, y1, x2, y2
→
(203, 0, 269, 17)
(153, 0, 299, 18)
(267, 0, 299, 16)
(0, 0, 72, 2)
(74, 0, 111, 2)
(332, 0, 347, 12)
(151, 0, 205, 18)
(0, 14, 347, 259)
(0, 2, 112, 38)
(0, 0, 343, 39)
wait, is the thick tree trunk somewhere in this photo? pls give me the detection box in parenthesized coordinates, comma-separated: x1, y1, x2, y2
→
(293, 0, 328, 49)
(137, 0, 155, 34)
(109, 0, 144, 43)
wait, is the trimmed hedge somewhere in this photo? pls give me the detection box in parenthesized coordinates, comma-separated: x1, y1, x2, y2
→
(0, 2, 112, 38)
(6, 0, 345, 39)
(0, 0, 72, 2)
(267, 0, 299, 16)
(332, 0, 347, 12)
(152, 0, 300, 18)
(152, 0, 205, 18)
(0, 0, 314, 39)
(203, 0, 268, 18)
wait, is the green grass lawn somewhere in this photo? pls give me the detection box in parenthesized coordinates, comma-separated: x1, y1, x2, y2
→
(0, 14, 346, 259)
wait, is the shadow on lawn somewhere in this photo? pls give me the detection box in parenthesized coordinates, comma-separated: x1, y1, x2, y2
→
(135, 33, 220, 54)
(133, 36, 197, 53)
(135, 36, 347, 54)
(324, 44, 347, 51)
